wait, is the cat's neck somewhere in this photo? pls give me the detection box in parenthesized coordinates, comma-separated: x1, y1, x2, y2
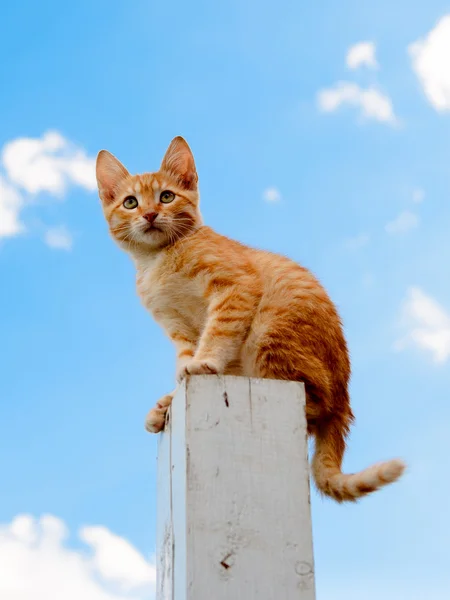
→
(130, 225, 207, 272)
(131, 248, 162, 272)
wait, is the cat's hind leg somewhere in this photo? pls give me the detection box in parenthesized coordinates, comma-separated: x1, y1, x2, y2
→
(243, 327, 334, 423)
(145, 391, 174, 433)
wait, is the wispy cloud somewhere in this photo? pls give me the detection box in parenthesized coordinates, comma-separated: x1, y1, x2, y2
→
(344, 232, 370, 250)
(0, 175, 24, 237)
(395, 287, 450, 363)
(0, 514, 156, 600)
(346, 41, 378, 70)
(412, 188, 425, 204)
(0, 131, 95, 240)
(317, 82, 397, 124)
(385, 210, 419, 235)
(362, 272, 376, 288)
(263, 187, 281, 203)
(409, 15, 450, 112)
(44, 226, 73, 251)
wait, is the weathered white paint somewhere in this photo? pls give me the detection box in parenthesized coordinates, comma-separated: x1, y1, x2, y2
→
(156, 375, 315, 600)
(156, 406, 173, 600)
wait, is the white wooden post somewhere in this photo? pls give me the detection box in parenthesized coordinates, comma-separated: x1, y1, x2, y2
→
(156, 375, 315, 600)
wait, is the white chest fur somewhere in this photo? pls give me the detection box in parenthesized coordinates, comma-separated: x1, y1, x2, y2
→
(135, 253, 208, 335)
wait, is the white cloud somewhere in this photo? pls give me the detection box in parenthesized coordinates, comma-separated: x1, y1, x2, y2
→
(344, 232, 370, 250)
(0, 514, 156, 600)
(80, 527, 155, 591)
(412, 188, 425, 204)
(0, 176, 24, 237)
(2, 131, 96, 195)
(385, 210, 419, 235)
(0, 131, 95, 240)
(263, 187, 281, 203)
(317, 82, 397, 124)
(346, 41, 378, 70)
(395, 287, 450, 363)
(409, 15, 450, 111)
(44, 226, 73, 251)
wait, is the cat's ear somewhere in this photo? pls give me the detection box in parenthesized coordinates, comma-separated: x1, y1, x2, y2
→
(96, 150, 130, 205)
(160, 137, 198, 191)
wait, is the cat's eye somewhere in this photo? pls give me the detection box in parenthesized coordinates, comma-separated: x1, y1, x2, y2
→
(123, 196, 138, 209)
(160, 190, 175, 204)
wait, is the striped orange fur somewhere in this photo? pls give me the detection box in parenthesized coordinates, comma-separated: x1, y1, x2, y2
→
(96, 137, 405, 502)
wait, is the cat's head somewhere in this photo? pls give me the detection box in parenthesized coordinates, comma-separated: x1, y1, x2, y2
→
(96, 136, 202, 253)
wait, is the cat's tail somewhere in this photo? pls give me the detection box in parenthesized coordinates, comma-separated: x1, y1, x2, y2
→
(311, 417, 406, 502)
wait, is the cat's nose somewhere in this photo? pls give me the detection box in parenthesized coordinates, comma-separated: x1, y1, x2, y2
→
(143, 212, 158, 224)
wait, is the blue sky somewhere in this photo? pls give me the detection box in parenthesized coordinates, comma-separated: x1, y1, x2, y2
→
(1, 1, 450, 598)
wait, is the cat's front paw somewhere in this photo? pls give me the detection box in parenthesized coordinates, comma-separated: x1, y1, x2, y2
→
(182, 359, 220, 378)
(145, 393, 173, 434)
(176, 356, 192, 383)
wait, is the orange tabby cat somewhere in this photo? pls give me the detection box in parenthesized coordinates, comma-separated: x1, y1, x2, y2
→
(96, 136, 405, 502)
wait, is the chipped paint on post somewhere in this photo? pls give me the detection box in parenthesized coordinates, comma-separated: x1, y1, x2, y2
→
(156, 403, 174, 600)
(158, 523, 173, 600)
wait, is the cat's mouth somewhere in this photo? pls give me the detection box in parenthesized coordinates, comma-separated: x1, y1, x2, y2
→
(142, 224, 162, 234)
